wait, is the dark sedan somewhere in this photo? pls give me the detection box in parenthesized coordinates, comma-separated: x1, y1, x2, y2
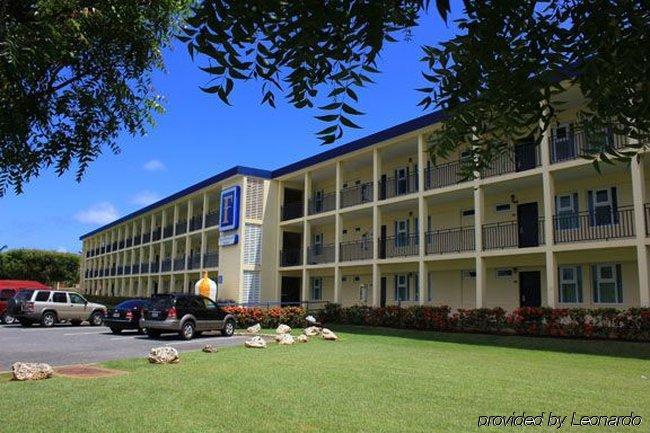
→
(104, 299, 149, 334)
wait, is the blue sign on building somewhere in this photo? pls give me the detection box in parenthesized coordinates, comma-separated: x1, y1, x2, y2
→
(219, 185, 240, 232)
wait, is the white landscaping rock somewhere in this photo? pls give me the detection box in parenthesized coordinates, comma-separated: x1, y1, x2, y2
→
(11, 362, 54, 381)
(303, 326, 322, 336)
(246, 323, 261, 334)
(276, 324, 292, 334)
(148, 347, 180, 364)
(305, 315, 317, 324)
(202, 344, 216, 353)
(296, 334, 309, 343)
(322, 328, 338, 341)
(278, 334, 295, 345)
(245, 336, 267, 349)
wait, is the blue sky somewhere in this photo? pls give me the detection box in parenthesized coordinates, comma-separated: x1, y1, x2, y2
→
(0, 12, 460, 254)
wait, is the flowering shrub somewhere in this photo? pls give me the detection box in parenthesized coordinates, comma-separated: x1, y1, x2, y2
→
(320, 304, 650, 341)
(223, 306, 305, 328)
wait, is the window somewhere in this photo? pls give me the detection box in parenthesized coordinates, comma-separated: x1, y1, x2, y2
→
(462, 209, 475, 217)
(556, 193, 579, 230)
(69, 293, 86, 304)
(313, 233, 323, 255)
(0, 289, 15, 301)
(395, 274, 408, 301)
(396, 220, 408, 247)
(311, 277, 323, 301)
(558, 266, 582, 303)
(15, 290, 34, 301)
(52, 292, 68, 303)
(495, 204, 511, 213)
(495, 268, 513, 278)
(552, 123, 575, 160)
(396, 167, 408, 194)
(593, 264, 622, 303)
(461, 270, 476, 279)
(358, 284, 368, 302)
(361, 182, 372, 202)
(202, 297, 218, 309)
(589, 188, 617, 226)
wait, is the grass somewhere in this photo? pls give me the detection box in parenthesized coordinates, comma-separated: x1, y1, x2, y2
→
(2, 326, 649, 433)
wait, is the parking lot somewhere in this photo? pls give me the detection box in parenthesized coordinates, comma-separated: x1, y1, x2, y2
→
(0, 324, 247, 371)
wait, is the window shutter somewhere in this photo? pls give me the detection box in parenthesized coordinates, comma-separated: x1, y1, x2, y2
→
(591, 265, 598, 303)
(576, 266, 583, 303)
(242, 271, 260, 304)
(615, 264, 623, 303)
(611, 187, 619, 223)
(243, 224, 262, 265)
(572, 193, 579, 212)
(587, 191, 594, 227)
(394, 275, 398, 301)
(245, 178, 264, 220)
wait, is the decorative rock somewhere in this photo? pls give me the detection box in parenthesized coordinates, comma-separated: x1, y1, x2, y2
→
(303, 326, 322, 336)
(305, 315, 317, 324)
(11, 362, 54, 381)
(148, 347, 180, 364)
(278, 334, 295, 345)
(246, 323, 261, 334)
(245, 336, 267, 349)
(274, 334, 284, 342)
(322, 328, 338, 341)
(296, 334, 309, 343)
(202, 344, 216, 353)
(276, 324, 292, 334)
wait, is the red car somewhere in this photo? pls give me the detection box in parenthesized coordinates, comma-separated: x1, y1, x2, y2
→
(0, 280, 50, 324)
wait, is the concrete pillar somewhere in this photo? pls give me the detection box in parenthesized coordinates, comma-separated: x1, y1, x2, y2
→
(372, 263, 380, 307)
(334, 266, 341, 304)
(418, 261, 427, 305)
(474, 184, 486, 307)
(631, 155, 649, 306)
(276, 180, 284, 302)
(545, 250, 557, 307)
(301, 268, 309, 305)
(542, 164, 557, 307)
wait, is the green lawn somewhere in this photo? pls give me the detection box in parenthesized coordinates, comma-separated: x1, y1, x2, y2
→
(2, 327, 649, 433)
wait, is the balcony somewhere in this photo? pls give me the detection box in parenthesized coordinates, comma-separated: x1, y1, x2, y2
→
(379, 234, 419, 258)
(124, 265, 131, 275)
(280, 249, 302, 267)
(308, 193, 336, 215)
(553, 207, 635, 243)
(142, 233, 151, 244)
(340, 182, 373, 208)
(161, 258, 172, 272)
(149, 261, 159, 273)
(140, 263, 150, 273)
(550, 126, 628, 164)
(131, 264, 139, 275)
(481, 142, 540, 178)
(163, 225, 174, 238)
(126, 238, 133, 248)
(425, 159, 469, 190)
(426, 227, 475, 254)
(339, 239, 373, 261)
(205, 211, 219, 227)
(119, 240, 125, 249)
(378, 171, 418, 200)
(133, 236, 141, 246)
(482, 219, 545, 250)
(117, 266, 124, 276)
(187, 254, 201, 270)
(173, 256, 186, 271)
(189, 215, 203, 231)
(105, 244, 111, 253)
(203, 251, 219, 268)
(176, 221, 187, 236)
(152, 228, 161, 241)
(282, 202, 304, 221)
(307, 244, 335, 264)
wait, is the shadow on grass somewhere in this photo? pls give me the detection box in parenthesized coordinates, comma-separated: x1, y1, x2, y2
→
(335, 325, 650, 360)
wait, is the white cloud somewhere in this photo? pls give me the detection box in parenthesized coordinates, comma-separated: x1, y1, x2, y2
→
(74, 202, 119, 225)
(56, 247, 68, 253)
(143, 159, 165, 171)
(131, 190, 161, 207)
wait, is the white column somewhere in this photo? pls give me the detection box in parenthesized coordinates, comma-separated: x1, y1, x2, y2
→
(372, 263, 380, 307)
(474, 184, 486, 307)
(302, 268, 309, 305)
(542, 158, 557, 307)
(334, 267, 341, 304)
(418, 134, 427, 305)
(418, 261, 427, 305)
(631, 155, 649, 306)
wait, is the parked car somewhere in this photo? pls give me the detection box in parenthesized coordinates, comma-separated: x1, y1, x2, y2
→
(104, 298, 149, 334)
(0, 280, 49, 324)
(140, 293, 236, 340)
(7, 289, 106, 327)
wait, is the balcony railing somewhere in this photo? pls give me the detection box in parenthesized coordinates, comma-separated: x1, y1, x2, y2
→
(425, 227, 475, 254)
(282, 202, 304, 221)
(425, 160, 469, 190)
(280, 249, 302, 267)
(140, 263, 149, 274)
(187, 254, 201, 270)
(112, 241, 118, 250)
(308, 193, 336, 215)
(646, 204, 650, 236)
(131, 264, 139, 275)
(378, 171, 418, 200)
(189, 215, 203, 232)
(149, 262, 159, 273)
(203, 251, 219, 268)
(553, 206, 635, 243)
(126, 238, 132, 248)
(176, 221, 187, 236)
(339, 239, 373, 261)
(142, 233, 151, 244)
(379, 234, 419, 258)
(152, 228, 161, 241)
(118, 240, 125, 249)
(173, 256, 186, 271)
(481, 142, 540, 178)
(205, 211, 219, 227)
(133, 236, 141, 246)
(117, 266, 124, 276)
(124, 265, 131, 275)
(340, 182, 373, 208)
(307, 244, 335, 264)
(161, 258, 172, 272)
(551, 126, 628, 163)
(163, 225, 174, 238)
(482, 219, 545, 250)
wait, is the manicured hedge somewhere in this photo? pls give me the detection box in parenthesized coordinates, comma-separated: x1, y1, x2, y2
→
(318, 304, 650, 342)
(223, 306, 306, 329)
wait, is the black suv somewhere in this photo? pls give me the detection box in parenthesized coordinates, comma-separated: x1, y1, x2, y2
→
(140, 293, 236, 340)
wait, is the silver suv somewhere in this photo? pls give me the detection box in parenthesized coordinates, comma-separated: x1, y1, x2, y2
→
(8, 289, 106, 327)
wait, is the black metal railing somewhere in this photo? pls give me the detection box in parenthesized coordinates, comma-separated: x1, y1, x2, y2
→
(133, 235, 141, 246)
(482, 219, 545, 250)
(117, 266, 124, 276)
(131, 264, 139, 275)
(119, 240, 125, 249)
(126, 238, 132, 248)
(425, 160, 469, 190)
(189, 215, 203, 231)
(308, 193, 336, 215)
(149, 261, 159, 273)
(205, 211, 219, 227)
(481, 142, 540, 178)
(340, 182, 374, 208)
(187, 254, 201, 270)
(152, 228, 161, 241)
(553, 206, 635, 243)
(282, 202, 304, 221)
(112, 241, 118, 250)
(645, 204, 650, 236)
(173, 256, 186, 271)
(176, 221, 187, 235)
(378, 171, 418, 200)
(425, 227, 475, 254)
(203, 251, 219, 268)
(339, 239, 373, 261)
(142, 233, 151, 244)
(163, 225, 174, 238)
(124, 265, 131, 275)
(307, 244, 335, 264)
(280, 249, 302, 267)
(379, 234, 419, 258)
(161, 258, 172, 272)
(551, 127, 628, 163)
(140, 263, 149, 274)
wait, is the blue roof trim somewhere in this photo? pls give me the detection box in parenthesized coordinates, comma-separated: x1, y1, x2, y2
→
(80, 109, 445, 240)
(79, 166, 271, 239)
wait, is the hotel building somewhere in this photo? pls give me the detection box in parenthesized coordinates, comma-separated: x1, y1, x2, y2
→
(79, 86, 650, 310)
